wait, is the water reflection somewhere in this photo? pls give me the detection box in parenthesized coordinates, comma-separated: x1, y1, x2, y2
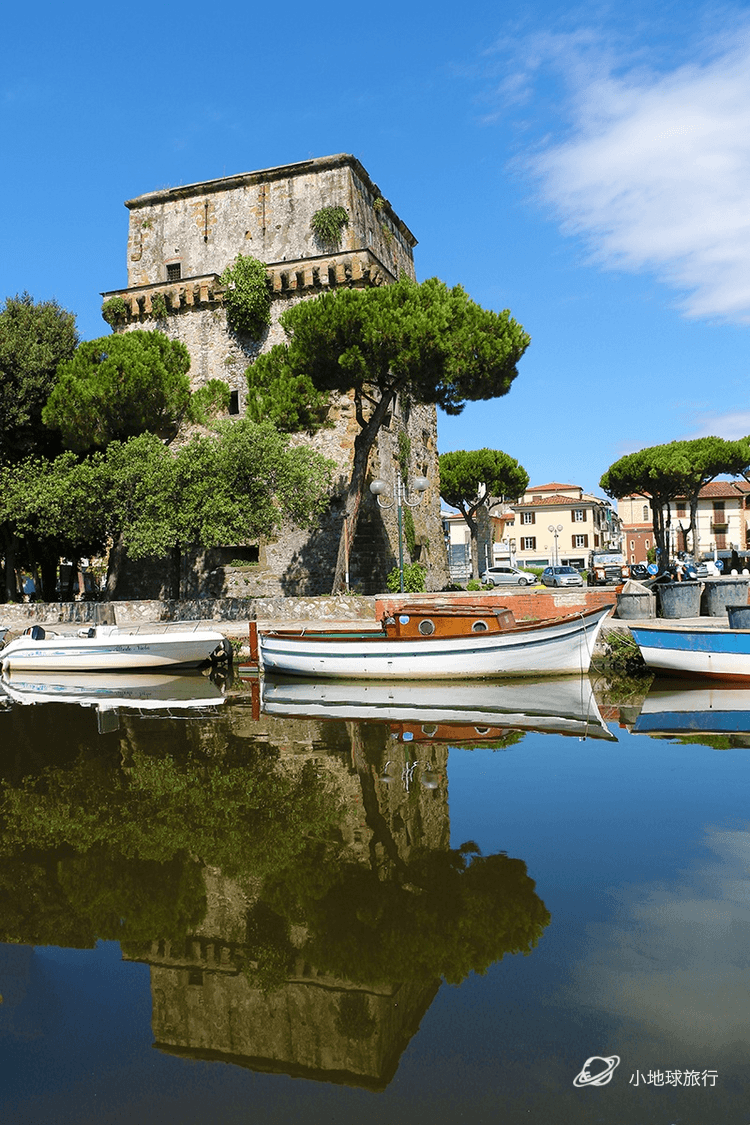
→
(567, 824, 750, 1055)
(0, 668, 227, 733)
(630, 679, 750, 745)
(0, 683, 550, 1090)
(261, 674, 617, 742)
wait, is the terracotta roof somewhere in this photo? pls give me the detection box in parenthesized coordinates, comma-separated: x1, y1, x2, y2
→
(517, 495, 593, 507)
(622, 481, 750, 501)
(697, 480, 750, 498)
(526, 483, 578, 492)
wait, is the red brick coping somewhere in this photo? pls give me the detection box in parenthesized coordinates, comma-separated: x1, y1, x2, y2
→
(375, 588, 617, 624)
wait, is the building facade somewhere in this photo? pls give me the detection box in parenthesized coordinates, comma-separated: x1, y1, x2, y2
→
(101, 155, 448, 596)
(619, 481, 750, 564)
(503, 483, 621, 570)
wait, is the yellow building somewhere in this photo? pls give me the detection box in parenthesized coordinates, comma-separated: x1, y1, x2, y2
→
(507, 483, 621, 570)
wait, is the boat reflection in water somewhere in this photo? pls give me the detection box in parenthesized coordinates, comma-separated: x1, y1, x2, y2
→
(0, 669, 226, 731)
(261, 674, 617, 743)
(632, 678, 750, 739)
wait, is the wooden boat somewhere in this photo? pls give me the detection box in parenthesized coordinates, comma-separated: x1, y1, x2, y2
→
(261, 675, 617, 741)
(0, 623, 232, 672)
(629, 623, 750, 680)
(253, 602, 613, 680)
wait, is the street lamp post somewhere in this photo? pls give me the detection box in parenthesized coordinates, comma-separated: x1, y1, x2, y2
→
(548, 524, 563, 566)
(370, 471, 429, 592)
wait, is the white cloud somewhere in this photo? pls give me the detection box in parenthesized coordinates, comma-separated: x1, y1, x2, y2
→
(524, 26, 750, 322)
(566, 827, 750, 1050)
(685, 410, 750, 439)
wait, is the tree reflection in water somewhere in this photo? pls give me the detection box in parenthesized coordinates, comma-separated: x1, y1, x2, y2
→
(0, 695, 550, 1086)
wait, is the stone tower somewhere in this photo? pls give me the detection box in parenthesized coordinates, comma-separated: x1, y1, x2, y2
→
(102, 155, 448, 596)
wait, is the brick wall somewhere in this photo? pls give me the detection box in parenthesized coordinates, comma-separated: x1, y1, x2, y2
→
(376, 588, 617, 621)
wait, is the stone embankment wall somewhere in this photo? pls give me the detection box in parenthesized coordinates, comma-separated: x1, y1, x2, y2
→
(0, 596, 375, 632)
(1, 589, 616, 631)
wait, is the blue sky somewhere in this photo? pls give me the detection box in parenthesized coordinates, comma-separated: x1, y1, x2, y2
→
(3, 0, 749, 497)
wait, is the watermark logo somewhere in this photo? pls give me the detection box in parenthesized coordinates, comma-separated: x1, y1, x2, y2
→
(573, 1056, 621, 1088)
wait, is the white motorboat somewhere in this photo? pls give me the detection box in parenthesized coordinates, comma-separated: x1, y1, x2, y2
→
(0, 623, 232, 672)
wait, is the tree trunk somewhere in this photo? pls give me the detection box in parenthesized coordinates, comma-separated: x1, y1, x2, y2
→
(2, 528, 18, 602)
(104, 532, 126, 601)
(689, 498, 700, 558)
(170, 544, 181, 601)
(652, 500, 670, 568)
(330, 391, 395, 594)
(468, 518, 480, 580)
(347, 722, 409, 878)
(40, 554, 59, 601)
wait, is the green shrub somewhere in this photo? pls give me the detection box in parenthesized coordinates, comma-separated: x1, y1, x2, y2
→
(311, 206, 349, 249)
(101, 296, 128, 328)
(150, 292, 168, 320)
(603, 630, 648, 676)
(386, 563, 426, 593)
(220, 255, 272, 339)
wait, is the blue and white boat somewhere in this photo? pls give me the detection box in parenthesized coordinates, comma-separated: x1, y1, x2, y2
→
(629, 623, 750, 680)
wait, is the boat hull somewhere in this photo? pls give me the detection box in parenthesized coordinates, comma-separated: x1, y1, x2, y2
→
(0, 629, 230, 672)
(258, 606, 611, 680)
(630, 625, 750, 680)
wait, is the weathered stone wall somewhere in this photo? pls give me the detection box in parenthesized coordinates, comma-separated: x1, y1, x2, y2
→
(100, 154, 449, 597)
(0, 589, 617, 636)
(124, 154, 416, 289)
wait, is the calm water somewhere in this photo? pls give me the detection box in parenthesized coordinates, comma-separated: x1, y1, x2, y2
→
(1, 671, 749, 1124)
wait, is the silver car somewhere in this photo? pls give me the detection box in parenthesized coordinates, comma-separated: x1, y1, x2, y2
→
(481, 565, 537, 586)
(541, 565, 584, 588)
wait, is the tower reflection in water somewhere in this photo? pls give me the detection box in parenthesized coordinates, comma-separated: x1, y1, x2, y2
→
(0, 675, 553, 1089)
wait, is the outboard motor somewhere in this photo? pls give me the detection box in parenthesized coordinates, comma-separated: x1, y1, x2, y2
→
(211, 638, 234, 664)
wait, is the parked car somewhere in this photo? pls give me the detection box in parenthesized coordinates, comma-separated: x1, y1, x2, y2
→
(541, 565, 584, 588)
(481, 565, 537, 586)
(628, 563, 651, 581)
(587, 553, 630, 586)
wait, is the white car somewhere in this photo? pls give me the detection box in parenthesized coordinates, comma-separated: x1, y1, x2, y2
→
(481, 565, 537, 586)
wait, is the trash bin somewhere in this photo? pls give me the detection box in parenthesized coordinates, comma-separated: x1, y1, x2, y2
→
(727, 605, 750, 628)
(657, 581, 702, 618)
(616, 584, 656, 619)
(702, 577, 750, 617)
